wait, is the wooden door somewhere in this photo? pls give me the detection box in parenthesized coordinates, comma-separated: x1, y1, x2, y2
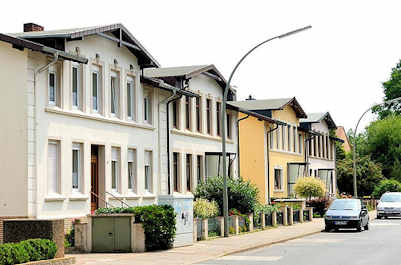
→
(91, 152, 99, 213)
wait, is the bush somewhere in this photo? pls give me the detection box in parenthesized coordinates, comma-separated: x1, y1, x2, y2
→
(306, 198, 331, 217)
(96, 205, 176, 251)
(195, 176, 259, 214)
(294, 177, 326, 199)
(372, 179, 401, 198)
(65, 228, 74, 248)
(0, 239, 57, 265)
(193, 198, 219, 219)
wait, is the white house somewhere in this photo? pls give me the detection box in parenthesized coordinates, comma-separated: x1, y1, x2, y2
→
(300, 112, 341, 196)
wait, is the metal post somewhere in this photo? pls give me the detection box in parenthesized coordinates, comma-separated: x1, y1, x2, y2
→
(221, 26, 312, 237)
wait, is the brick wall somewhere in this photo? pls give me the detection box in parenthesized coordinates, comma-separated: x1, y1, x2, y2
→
(0, 216, 27, 243)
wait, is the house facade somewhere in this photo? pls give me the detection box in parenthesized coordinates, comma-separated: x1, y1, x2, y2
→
(229, 97, 308, 203)
(300, 112, 338, 196)
(336, 126, 352, 153)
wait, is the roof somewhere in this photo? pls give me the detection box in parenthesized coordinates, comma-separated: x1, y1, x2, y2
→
(228, 97, 307, 118)
(141, 76, 199, 98)
(10, 23, 159, 67)
(300, 112, 337, 129)
(227, 103, 285, 125)
(0, 33, 87, 64)
(143, 64, 228, 89)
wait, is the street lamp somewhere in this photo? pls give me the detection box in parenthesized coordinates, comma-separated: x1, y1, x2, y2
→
(221, 25, 312, 237)
(352, 97, 401, 198)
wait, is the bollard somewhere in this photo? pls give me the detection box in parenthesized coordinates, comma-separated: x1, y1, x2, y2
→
(234, 216, 239, 235)
(261, 213, 266, 229)
(299, 208, 304, 223)
(272, 211, 277, 226)
(193, 218, 198, 242)
(283, 207, 288, 226)
(288, 207, 294, 225)
(309, 208, 314, 221)
(217, 216, 224, 237)
(201, 219, 208, 240)
(248, 213, 254, 232)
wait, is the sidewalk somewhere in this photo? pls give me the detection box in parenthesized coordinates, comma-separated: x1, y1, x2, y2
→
(71, 218, 324, 265)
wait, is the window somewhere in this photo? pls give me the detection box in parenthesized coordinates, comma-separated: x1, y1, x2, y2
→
(298, 133, 303, 153)
(144, 151, 152, 192)
(186, 154, 192, 192)
(293, 127, 297, 152)
(269, 129, 274, 149)
(111, 147, 120, 192)
(92, 70, 100, 112)
(308, 138, 312, 156)
(173, 152, 179, 192)
(326, 136, 329, 159)
(47, 141, 59, 194)
(227, 114, 232, 139)
(309, 169, 313, 176)
(313, 137, 317, 157)
(72, 143, 82, 191)
(72, 65, 80, 108)
(172, 101, 178, 128)
(274, 168, 282, 190)
(48, 71, 57, 105)
(185, 96, 190, 130)
(127, 77, 135, 120)
(110, 73, 119, 116)
(281, 125, 285, 150)
(196, 97, 201, 132)
(276, 126, 280, 149)
(128, 149, 136, 191)
(197, 155, 202, 184)
(287, 125, 291, 152)
(144, 90, 151, 123)
(206, 99, 211, 134)
(216, 102, 221, 136)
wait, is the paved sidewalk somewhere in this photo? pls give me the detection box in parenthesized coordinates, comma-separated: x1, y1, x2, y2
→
(71, 218, 324, 265)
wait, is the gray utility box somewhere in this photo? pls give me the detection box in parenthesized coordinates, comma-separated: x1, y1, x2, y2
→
(159, 194, 194, 247)
(92, 215, 132, 252)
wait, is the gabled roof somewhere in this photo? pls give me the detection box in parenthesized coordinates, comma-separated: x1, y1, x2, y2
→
(143, 64, 228, 88)
(227, 103, 285, 125)
(0, 33, 87, 64)
(10, 23, 159, 67)
(300, 112, 337, 129)
(228, 97, 307, 118)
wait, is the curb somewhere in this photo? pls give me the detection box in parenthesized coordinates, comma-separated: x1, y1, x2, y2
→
(188, 227, 322, 265)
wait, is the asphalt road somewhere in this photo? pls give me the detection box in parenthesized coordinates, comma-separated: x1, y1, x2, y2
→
(196, 218, 401, 265)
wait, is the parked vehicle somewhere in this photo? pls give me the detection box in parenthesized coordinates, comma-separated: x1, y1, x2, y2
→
(324, 199, 369, 232)
(377, 192, 401, 219)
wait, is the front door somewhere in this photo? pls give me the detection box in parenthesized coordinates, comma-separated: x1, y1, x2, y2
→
(91, 146, 99, 213)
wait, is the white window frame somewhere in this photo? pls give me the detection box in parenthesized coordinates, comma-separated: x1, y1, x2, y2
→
(110, 72, 119, 117)
(48, 70, 57, 106)
(111, 147, 120, 192)
(72, 64, 81, 109)
(127, 149, 136, 192)
(47, 141, 60, 195)
(298, 133, 303, 154)
(274, 166, 283, 191)
(144, 150, 152, 193)
(92, 69, 100, 113)
(72, 143, 82, 192)
(143, 90, 151, 124)
(127, 76, 135, 120)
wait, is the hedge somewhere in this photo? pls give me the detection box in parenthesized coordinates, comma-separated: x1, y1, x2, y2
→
(95, 204, 176, 251)
(0, 239, 57, 265)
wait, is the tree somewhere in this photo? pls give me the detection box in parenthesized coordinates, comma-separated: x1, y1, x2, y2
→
(372, 179, 401, 198)
(337, 155, 385, 196)
(365, 115, 401, 180)
(347, 129, 368, 157)
(294, 177, 325, 199)
(372, 60, 401, 119)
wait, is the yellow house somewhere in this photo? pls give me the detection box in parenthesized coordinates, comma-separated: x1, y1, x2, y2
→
(228, 97, 308, 203)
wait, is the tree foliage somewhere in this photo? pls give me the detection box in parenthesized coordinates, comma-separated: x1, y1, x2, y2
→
(337, 155, 385, 196)
(371, 179, 401, 198)
(372, 60, 401, 119)
(294, 177, 325, 199)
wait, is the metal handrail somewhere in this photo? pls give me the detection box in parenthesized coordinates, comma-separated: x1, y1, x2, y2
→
(104, 191, 130, 208)
(90, 191, 111, 209)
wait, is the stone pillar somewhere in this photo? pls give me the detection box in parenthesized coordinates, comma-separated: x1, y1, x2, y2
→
(193, 219, 198, 242)
(132, 223, 145, 253)
(261, 213, 266, 229)
(283, 207, 288, 226)
(74, 222, 89, 252)
(234, 216, 239, 235)
(309, 208, 314, 221)
(272, 211, 277, 226)
(248, 213, 254, 232)
(299, 208, 304, 223)
(288, 208, 294, 225)
(217, 217, 224, 237)
(201, 219, 208, 240)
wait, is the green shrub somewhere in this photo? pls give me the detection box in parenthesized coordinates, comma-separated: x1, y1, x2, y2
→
(294, 177, 326, 199)
(306, 198, 331, 216)
(372, 179, 401, 198)
(253, 203, 280, 224)
(65, 228, 74, 248)
(0, 239, 57, 265)
(195, 176, 259, 214)
(194, 199, 219, 219)
(96, 205, 176, 251)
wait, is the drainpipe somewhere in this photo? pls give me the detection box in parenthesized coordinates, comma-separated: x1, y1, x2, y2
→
(236, 115, 249, 177)
(33, 52, 59, 217)
(266, 124, 279, 204)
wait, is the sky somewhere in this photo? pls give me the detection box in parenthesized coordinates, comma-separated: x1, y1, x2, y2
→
(2, 0, 400, 132)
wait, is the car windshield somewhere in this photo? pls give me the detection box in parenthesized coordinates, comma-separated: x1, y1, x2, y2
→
(380, 193, 401, 202)
(329, 200, 359, 210)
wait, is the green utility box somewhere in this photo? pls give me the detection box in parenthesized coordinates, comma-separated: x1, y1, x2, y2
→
(92, 215, 132, 252)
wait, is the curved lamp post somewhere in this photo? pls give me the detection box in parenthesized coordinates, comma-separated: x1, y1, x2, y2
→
(221, 25, 312, 237)
(352, 96, 401, 198)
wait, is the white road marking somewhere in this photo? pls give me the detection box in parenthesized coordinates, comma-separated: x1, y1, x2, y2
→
(370, 223, 401, 226)
(218, 255, 282, 261)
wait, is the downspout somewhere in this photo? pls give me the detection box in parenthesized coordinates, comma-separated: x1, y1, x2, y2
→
(236, 115, 249, 177)
(33, 52, 59, 217)
(266, 123, 279, 204)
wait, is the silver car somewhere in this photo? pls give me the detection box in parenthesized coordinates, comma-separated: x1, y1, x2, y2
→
(324, 199, 369, 232)
(377, 192, 401, 219)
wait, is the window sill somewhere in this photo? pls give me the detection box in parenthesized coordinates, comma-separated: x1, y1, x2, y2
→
(125, 192, 141, 199)
(45, 107, 155, 130)
(69, 194, 89, 201)
(270, 149, 302, 156)
(171, 129, 235, 143)
(142, 193, 157, 199)
(44, 195, 66, 202)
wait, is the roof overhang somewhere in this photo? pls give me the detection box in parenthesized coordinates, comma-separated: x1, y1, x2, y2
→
(141, 76, 199, 98)
(227, 103, 285, 125)
(281, 97, 307, 119)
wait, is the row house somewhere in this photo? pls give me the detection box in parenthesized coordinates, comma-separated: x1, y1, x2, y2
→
(0, 23, 238, 239)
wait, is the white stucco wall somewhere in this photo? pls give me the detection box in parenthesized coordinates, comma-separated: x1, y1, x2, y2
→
(0, 41, 28, 217)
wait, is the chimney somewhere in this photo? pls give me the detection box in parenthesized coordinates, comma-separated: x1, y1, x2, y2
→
(24, 23, 44, 32)
(246, 94, 255, 100)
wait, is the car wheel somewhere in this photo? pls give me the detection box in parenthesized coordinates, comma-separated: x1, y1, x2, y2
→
(364, 222, 369, 230)
(357, 220, 362, 232)
(384, 216, 388, 219)
(324, 226, 331, 232)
